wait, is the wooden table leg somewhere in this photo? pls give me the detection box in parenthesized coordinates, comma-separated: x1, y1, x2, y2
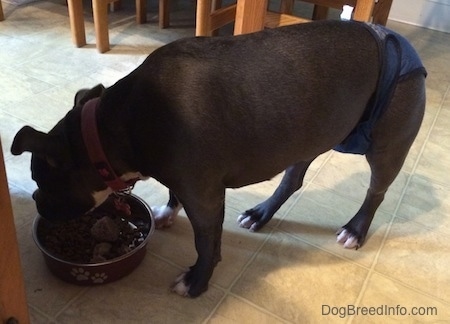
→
(92, 0, 110, 53)
(67, 0, 87, 47)
(234, 0, 268, 35)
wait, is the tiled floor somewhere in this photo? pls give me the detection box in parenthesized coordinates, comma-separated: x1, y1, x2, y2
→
(1, 0, 450, 323)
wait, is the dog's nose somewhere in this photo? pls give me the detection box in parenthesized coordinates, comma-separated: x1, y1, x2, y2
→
(32, 189, 39, 201)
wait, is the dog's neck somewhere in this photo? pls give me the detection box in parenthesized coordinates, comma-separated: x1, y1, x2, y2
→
(81, 98, 141, 192)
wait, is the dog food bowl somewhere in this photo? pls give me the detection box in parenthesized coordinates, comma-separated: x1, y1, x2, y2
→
(32, 193, 154, 285)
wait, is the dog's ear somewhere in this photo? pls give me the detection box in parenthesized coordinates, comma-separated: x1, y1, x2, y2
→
(74, 84, 105, 106)
(11, 126, 68, 167)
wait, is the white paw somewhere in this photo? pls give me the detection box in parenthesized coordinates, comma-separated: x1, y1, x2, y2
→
(237, 214, 258, 232)
(336, 229, 359, 249)
(151, 205, 179, 229)
(171, 272, 190, 297)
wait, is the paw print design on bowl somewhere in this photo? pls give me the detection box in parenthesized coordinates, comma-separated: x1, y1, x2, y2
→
(71, 268, 90, 281)
(91, 272, 108, 284)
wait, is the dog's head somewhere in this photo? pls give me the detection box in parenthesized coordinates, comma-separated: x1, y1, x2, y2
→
(11, 85, 110, 221)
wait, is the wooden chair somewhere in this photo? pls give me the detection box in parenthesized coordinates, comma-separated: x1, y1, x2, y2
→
(281, 0, 393, 26)
(194, 0, 393, 37)
(67, 0, 167, 53)
(195, 0, 309, 36)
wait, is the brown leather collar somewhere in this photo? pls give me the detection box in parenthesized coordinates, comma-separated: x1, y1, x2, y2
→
(81, 98, 137, 192)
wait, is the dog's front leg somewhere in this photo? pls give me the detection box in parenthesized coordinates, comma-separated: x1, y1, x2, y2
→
(171, 190, 225, 297)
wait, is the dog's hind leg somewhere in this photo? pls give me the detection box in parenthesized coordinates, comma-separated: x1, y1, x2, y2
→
(238, 159, 314, 231)
(152, 190, 183, 229)
(337, 75, 426, 249)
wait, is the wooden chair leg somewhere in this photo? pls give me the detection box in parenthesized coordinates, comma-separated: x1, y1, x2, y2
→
(372, 0, 393, 25)
(196, 0, 213, 36)
(67, 0, 87, 47)
(0, 0, 5, 21)
(312, 5, 328, 20)
(159, 0, 170, 28)
(92, 0, 110, 53)
(110, 0, 121, 11)
(137, 0, 147, 24)
(280, 0, 295, 14)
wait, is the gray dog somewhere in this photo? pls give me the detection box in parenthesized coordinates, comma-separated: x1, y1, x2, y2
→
(11, 20, 426, 297)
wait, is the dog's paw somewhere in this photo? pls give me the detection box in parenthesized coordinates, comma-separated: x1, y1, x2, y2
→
(237, 214, 259, 232)
(336, 228, 360, 249)
(171, 271, 191, 297)
(152, 205, 178, 229)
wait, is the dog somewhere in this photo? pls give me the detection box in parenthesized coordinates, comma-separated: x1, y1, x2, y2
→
(11, 20, 426, 297)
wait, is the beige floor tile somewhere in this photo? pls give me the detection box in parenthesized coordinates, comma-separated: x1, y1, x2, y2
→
(375, 217, 450, 303)
(397, 174, 450, 235)
(389, 21, 450, 89)
(354, 273, 450, 323)
(28, 305, 57, 324)
(0, 66, 53, 107)
(209, 295, 289, 324)
(311, 151, 410, 215)
(0, 35, 54, 69)
(8, 184, 37, 229)
(0, 1, 69, 38)
(232, 230, 369, 323)
(12, 50, 99, 86)
(416, 90, 450, 186)
(55, 254, 224, 323)
(279, 183, 392, 268)
(2, 91, 73, 131)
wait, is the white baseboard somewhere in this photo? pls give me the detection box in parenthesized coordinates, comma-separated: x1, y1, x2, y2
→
(388, 0, 450, 33)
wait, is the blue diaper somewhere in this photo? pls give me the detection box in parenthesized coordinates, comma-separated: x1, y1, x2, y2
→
(333, 22, 427, 154)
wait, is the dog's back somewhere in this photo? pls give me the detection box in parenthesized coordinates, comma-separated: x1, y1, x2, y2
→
(106, 21, 382, 179)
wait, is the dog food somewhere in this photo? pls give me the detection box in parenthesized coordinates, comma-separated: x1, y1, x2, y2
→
(37, 197, 146, 264)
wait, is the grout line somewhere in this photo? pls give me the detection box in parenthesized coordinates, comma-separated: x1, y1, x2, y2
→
(274, 151, 335, 228)
(203, 153, 336, 323)
(217, 292, 293, 324)
(52, 286, 91, 319)
(278, 228, 373, 271)
(26, 303, 57, 324)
